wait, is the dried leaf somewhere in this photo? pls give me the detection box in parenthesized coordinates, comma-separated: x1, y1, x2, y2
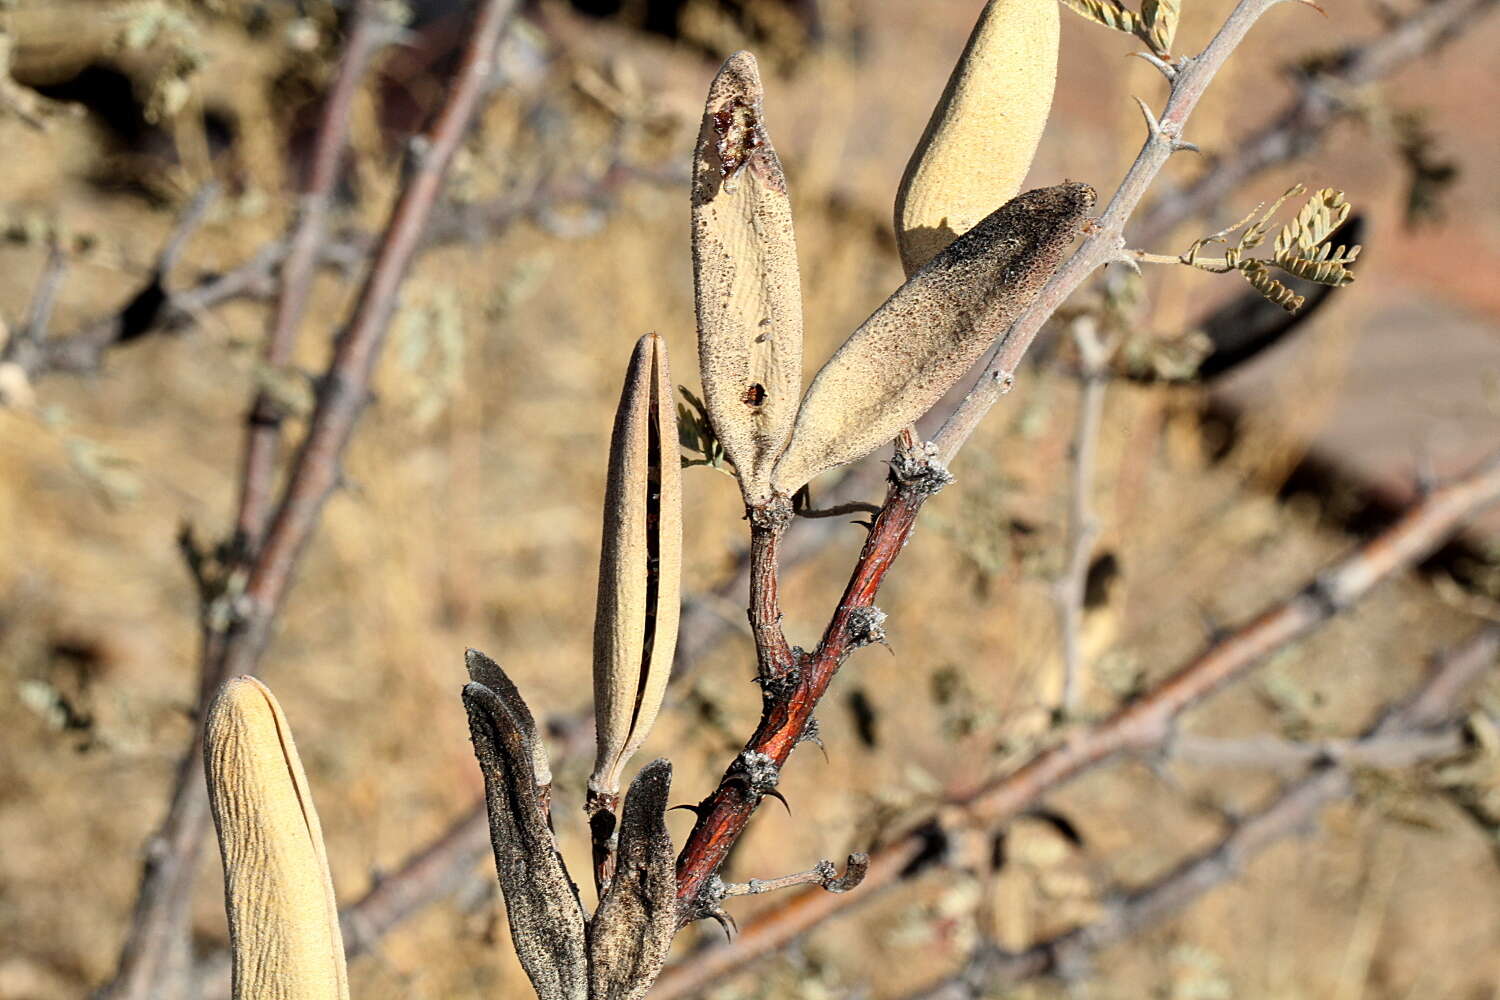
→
(1058, 0, 1141, 37)
(894, 0, 1060, 275)
(590, 333, 683, 800)
(773, 183, 1094, 494)
(1274, 243, 1360, 285)
(589, 760, 679, 1000)
(1141, 0, 1179, 55)
(1275, 187, 1351, 258)
(691, 51, 804, 505)
(1240, 260, 1305, 313)
(463, 680, 588, 1000)
(203, 676, 348, 1000)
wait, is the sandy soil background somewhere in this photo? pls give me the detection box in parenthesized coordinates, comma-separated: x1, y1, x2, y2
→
(2, 1, 1499, 998)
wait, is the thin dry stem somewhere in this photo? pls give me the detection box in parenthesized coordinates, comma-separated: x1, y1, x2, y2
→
(235, 0, 390, 554)
(100, 4, 517, 997)
(898, 626, 1499, 998)
(1054, 316, 1112, 715)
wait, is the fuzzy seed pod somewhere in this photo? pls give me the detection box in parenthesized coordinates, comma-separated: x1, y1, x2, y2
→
(894, 0, 1060, 276)
(203, 677, 348, 1000)
(691, 50, 804, 505)
(773, 183, 1094, 495)
(590, 333, 683, 801)
(464, 677, 589, 1000)
(588, 759, 679, 1000)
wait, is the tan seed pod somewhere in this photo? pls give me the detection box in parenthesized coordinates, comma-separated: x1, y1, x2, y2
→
(590, 333, 683, 801)
(773, 183, 1095, 496)
(203, 676, 348, 1000)
(691, 50, 804, 505)
(894, 0, 1060, 276)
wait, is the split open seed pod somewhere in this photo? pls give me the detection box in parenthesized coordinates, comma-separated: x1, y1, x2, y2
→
(590, 333, 683, 803)
(691, 50, 804, 506)
(588, 759, 679, 1000)
(203, 676, 348, 1000)
(894, 0, 1060, 276)
(772, 183, 1094, 496)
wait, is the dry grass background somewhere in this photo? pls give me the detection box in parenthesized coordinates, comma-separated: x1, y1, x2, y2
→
(1, 1, 1499, 998)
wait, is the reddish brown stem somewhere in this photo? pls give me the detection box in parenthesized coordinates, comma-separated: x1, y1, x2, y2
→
(675, 455, 942, 916)
(747, 496, 797, 681)
(652, 452, 1500, 995)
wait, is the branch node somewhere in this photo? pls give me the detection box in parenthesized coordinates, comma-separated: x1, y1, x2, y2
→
(845, 605, 889, 650)
(890, 443, 954, 497)
(797, 715, 827, 757)
(727, 749, 782, 802)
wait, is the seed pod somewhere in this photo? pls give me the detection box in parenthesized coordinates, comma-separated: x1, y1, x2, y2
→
(588, 759, 678, 1000)
(463, 679, 589, 1000)
(590, 333, 683, 802)
(773, 183, 1094, 495)
(691, 50, 804, 505)
(467, 647, 551, 791)
(203, 676, 348, 1000)
(894, 0, 1060, 276)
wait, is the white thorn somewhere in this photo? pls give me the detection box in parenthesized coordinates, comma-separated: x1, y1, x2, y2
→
(1133, 96, 1164, 142)
(1128, 49, 1178, 81)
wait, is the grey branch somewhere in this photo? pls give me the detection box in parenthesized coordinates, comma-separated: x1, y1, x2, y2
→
(900, 625, 1500, 999)
(1053, 316, 1113, 715)
(720, 853, 871, 899)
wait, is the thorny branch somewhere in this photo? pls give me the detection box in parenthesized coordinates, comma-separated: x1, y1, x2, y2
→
(1135, 0, 1496, 246)
(933, 0, 1287, 463)
(673, 448, 946, 922)
(672, 0, 1294, 937)
(932, 0, 1497, 463)
(150, 0, 1497, 986)
(898, 625, 1500, 999)
(13, 165, 669, 386)
(1167, 729, 1468, 772)
(5, 183, 224, 382)
(648, 452, 1500, 1000)
(189, 462, 890, 998)
(100, 3, 518, 999)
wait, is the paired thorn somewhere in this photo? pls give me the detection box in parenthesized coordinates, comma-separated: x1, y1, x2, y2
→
(706, 907, 738, 940)
(762, 787, 792, 814)
(1133, 96, 1196, 155)
(669, 802, 709, 817)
